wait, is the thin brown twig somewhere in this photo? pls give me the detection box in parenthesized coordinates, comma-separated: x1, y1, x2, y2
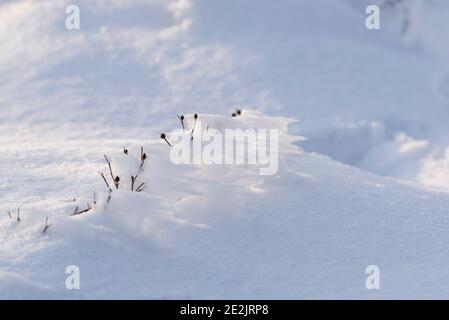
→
(72, 203, 92, 216)
(104, 155, 119, 189)
(131, 175, 136, 191)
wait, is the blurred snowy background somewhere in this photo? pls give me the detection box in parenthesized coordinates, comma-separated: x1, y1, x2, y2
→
(2, 0, 449, 189)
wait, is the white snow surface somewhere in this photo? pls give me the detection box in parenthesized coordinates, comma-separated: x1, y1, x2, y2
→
(2, 0, 449, 299)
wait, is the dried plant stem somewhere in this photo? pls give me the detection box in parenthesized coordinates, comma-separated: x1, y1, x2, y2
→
(104, 155, 119, 189)
(191, 114, 198, 140)
(131, 175, 137, 191)
(135, 183, 145, 192)
(177, 115, 185, 131)
(99, 171, 111, 190)
(43, 217, 51, 234)
(140, 147, 147, 168)
(72, 203, 92, 216)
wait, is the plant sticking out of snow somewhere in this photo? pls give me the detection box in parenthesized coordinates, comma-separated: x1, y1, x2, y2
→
(140, 147, 147, 168)
(42, 217, 51, 234)
(6, 208, 21, 222)
(130, 147, 147, 192)
(98, 146, 149, 196)
(231, 109, 242, 117)
(135, 182, 145, 192)
(160, 133, 172, 147)
(104, 155, 120, 190)
(177, 114, 185, 131)
(72, 202, 93, 216)
(69, 146, 150, 218)
(99, 171, 112, 191)
(8, 207, 22, 223)
(191, 113, 198, 140)
(114, 176, 121, 188)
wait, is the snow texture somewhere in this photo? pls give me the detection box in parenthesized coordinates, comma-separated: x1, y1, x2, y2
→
(2, 0, 449, 299)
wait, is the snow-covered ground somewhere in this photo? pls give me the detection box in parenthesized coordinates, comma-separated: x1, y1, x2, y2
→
(2, 0, 449, 299)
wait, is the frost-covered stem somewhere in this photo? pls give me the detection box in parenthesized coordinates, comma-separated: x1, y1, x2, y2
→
(104, 155, 119, 189)
(99, 171, 111, 190)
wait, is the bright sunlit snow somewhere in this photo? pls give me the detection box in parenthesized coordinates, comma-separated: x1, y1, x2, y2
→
(2, 0, 449, 299)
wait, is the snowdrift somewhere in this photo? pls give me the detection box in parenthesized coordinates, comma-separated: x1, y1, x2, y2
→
(3, 0, 449, 299)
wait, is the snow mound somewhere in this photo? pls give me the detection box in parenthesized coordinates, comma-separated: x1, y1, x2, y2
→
(0, 270, 54, 299)
(3, 111, 449, 299)
(4, 0, 449, 299)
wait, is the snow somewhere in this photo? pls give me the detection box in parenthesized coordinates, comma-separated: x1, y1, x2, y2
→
(2, 0, 449, 299)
